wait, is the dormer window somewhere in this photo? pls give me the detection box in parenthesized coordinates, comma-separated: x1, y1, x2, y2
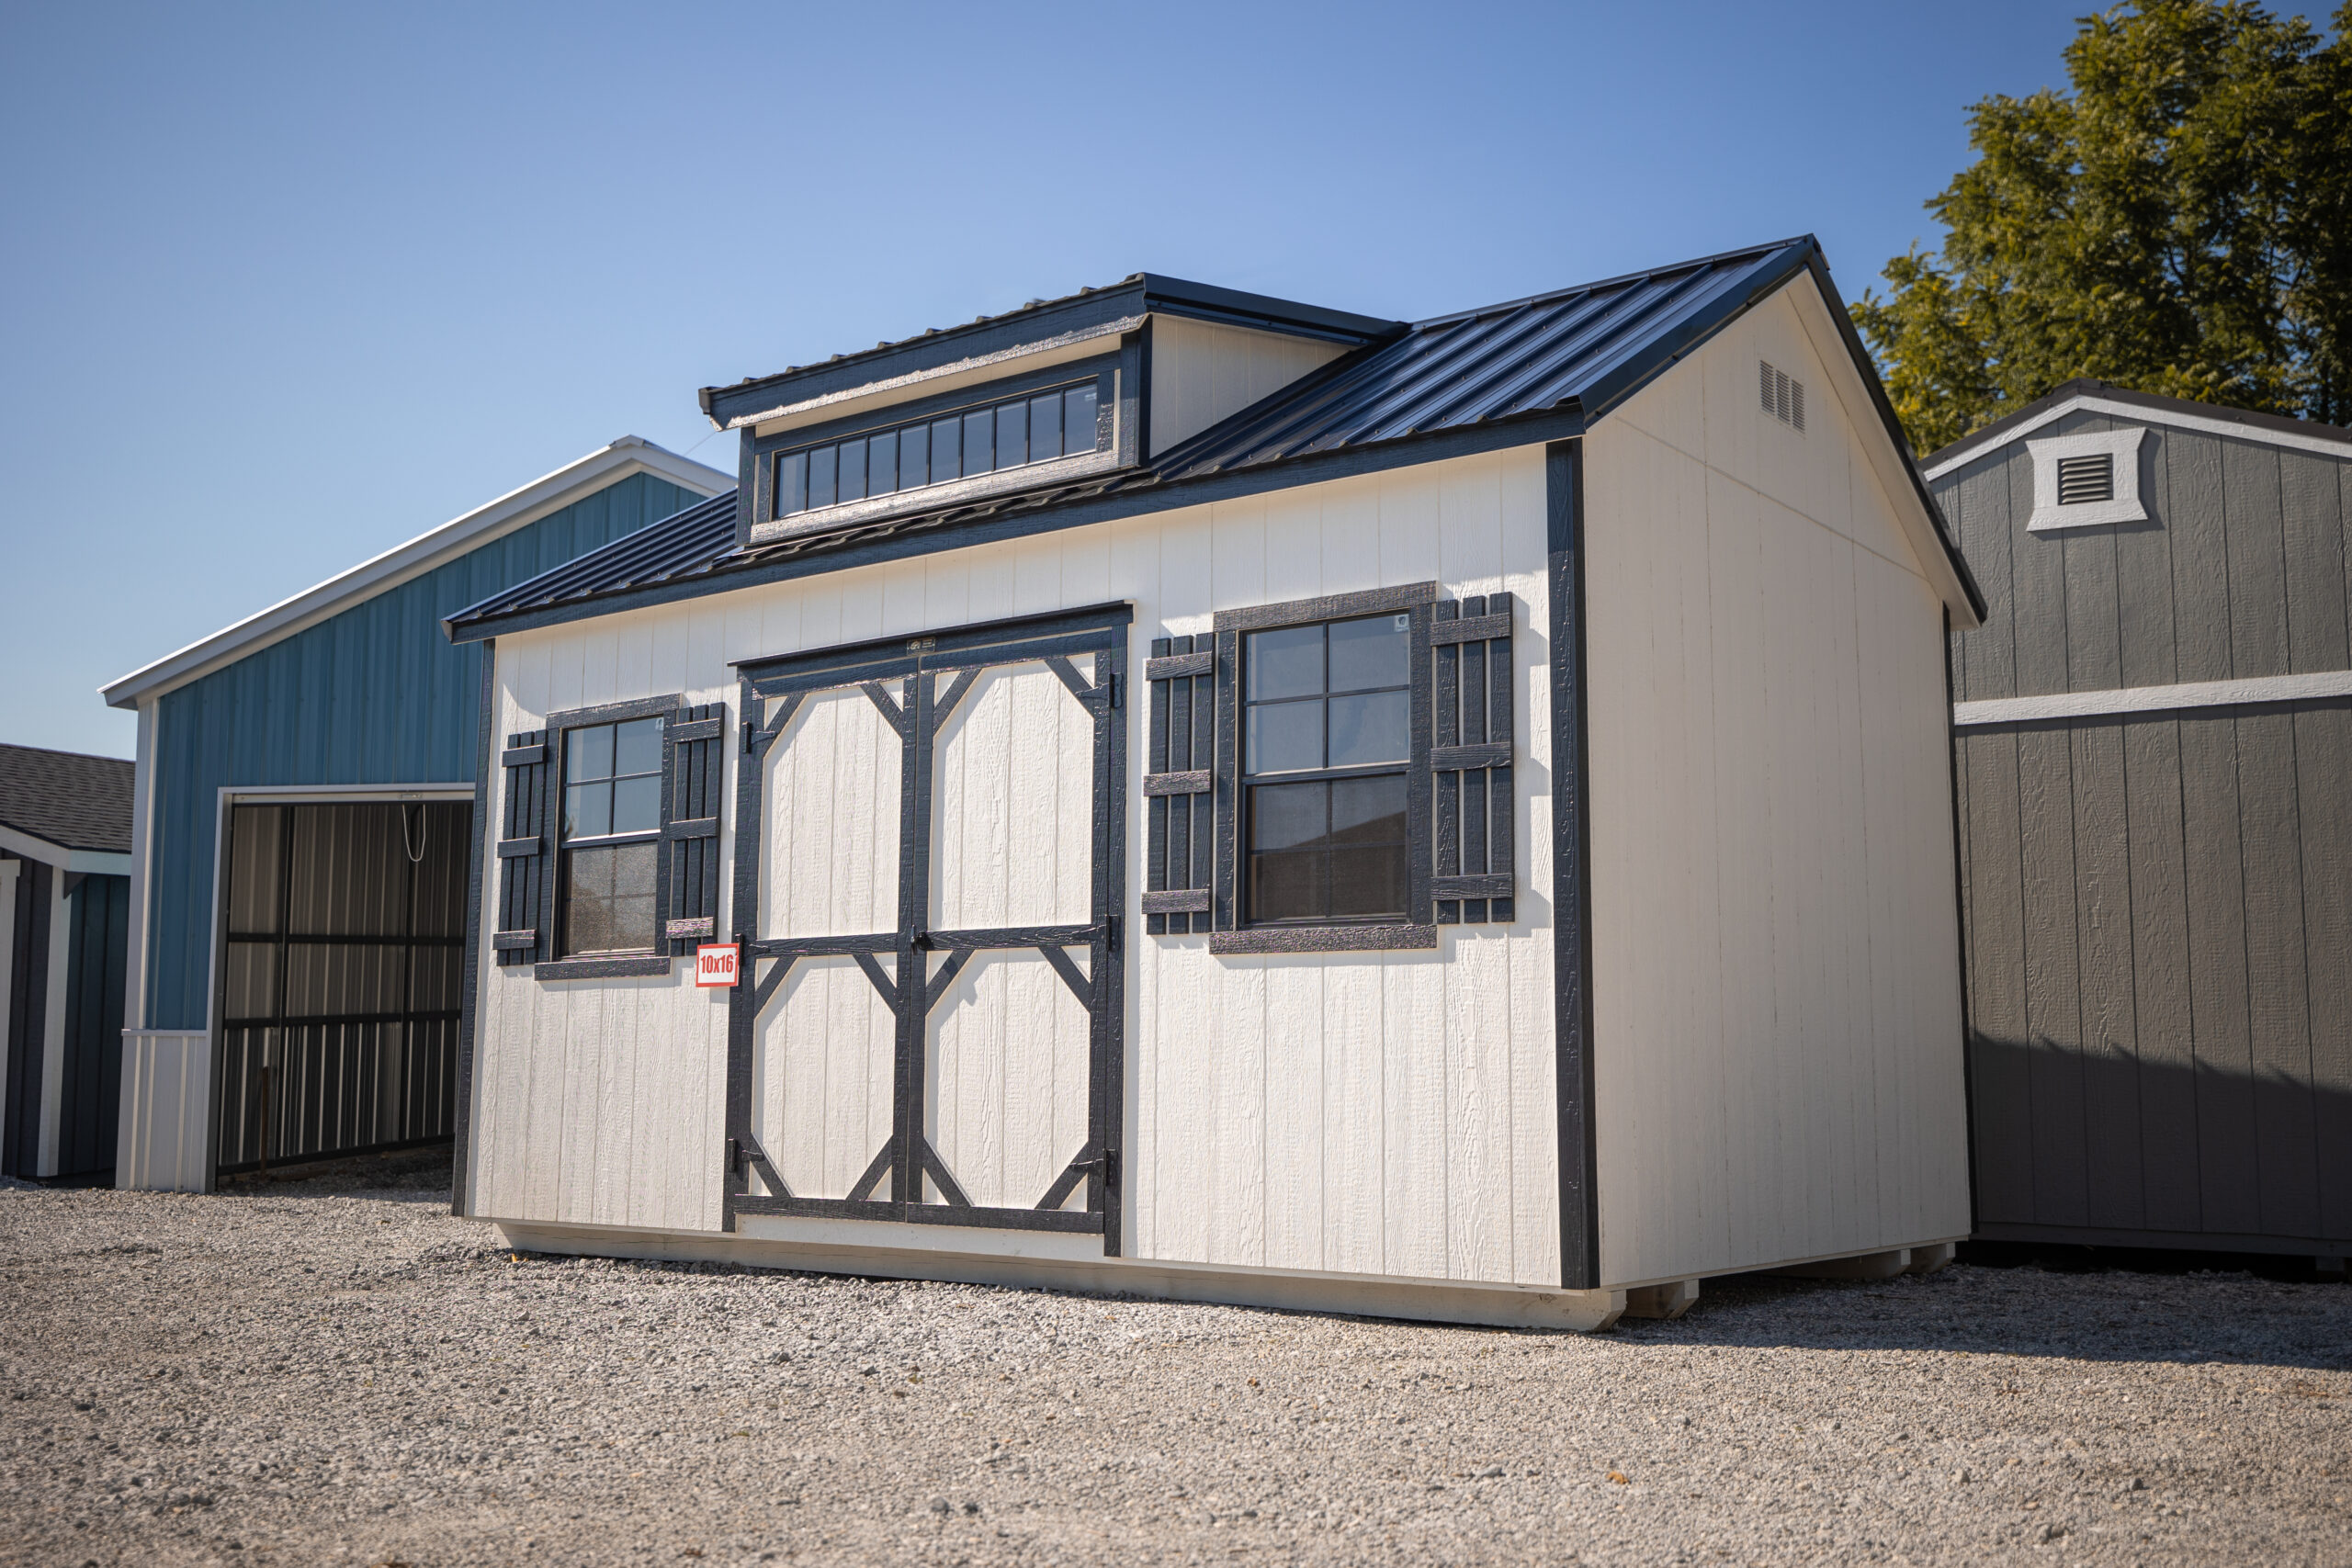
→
(774, 379, 1103, 521)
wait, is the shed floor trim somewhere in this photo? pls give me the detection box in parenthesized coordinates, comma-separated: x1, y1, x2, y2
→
(489, 1221, 1628, 1333)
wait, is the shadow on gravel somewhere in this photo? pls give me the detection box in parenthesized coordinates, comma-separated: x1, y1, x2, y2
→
(214, 1145, 457, 1200)
(1616, 1262, 2352, 1372)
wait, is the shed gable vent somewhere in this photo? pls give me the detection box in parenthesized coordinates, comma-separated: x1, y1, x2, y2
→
(2056, 452, 2115, 505)
(1758, 361, 1804, 432)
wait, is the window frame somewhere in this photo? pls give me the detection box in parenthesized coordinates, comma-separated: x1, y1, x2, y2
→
(1208, 581, 1439, 954)
(537, 694, 686, 979)
(745, 355, 1122, 548)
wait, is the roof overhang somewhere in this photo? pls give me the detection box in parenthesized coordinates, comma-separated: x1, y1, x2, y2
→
(0, 822, 131, 874)
(101, 437, 732, 710)
(1923, 380, 2352, 480)
(699, 275, 1405, 432)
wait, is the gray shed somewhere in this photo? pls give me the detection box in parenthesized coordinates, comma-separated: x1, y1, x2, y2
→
(1, 744, 133, 1181)
(1927, 381, 2352, 1261)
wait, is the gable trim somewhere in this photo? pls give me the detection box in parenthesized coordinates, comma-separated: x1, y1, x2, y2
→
(1923, 388, 2352, 480)
(101, 438, 731, 710)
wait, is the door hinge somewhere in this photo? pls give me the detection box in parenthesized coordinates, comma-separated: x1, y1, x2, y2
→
(1104, 913, 1121, 953)
(741, 720, 758, 755)
(1077, 1147, 1117, 1190)
(1105, 671, 1120, 709)
(727, 1137, 742, 1176)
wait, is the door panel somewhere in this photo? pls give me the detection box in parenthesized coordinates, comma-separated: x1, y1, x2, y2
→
(931, 658, 1096, 931)
(758, 689, 903, 940)
(927, 949, 1092, 1210)
(750, 953, 897, 1201)
(725, 605, 1129, 1252)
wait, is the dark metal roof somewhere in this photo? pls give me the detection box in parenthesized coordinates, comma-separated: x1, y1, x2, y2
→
(455, 237, 1981, 637)
(0, 743, 134, 857)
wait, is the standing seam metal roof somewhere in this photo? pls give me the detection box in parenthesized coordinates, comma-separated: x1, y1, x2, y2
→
(452, 238, 1975, 633)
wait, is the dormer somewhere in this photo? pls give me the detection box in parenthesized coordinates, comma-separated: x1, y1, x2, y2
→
(698, 276, 1404, 552)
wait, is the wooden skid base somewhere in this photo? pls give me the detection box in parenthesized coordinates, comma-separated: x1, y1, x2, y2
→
(491, 1220, 1629, 1333)
(1622, 1278, 1700, 1319)
(1775, 1241, 1959, 1281)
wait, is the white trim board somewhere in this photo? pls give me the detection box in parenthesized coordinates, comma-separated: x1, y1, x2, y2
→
(0, 823, 130, 875)
(101, 438, 732, 710)
(1953, 670, 2352, 727)
(1924, 392, 2352, 479)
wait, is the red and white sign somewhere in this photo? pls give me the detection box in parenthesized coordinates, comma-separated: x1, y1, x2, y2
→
(695, 943, 741, 988)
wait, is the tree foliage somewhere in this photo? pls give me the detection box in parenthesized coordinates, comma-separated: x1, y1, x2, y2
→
(1851, 1, 2352, 455)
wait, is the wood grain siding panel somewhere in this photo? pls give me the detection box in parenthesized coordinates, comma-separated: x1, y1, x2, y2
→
(2302, 705, 2352, 1241)
(471, 448, 1564, 1285)
(1582, 291, 1970, 1286)
(2177, 713, 2257, 1235)
(2121, 717, 2200, 1231)
(1146, 317, 1349, 458)
(2116, 424, 2182, 689)
(2167, 432, 2235, 684)
(2281, 450, 2348, 673)
(2234, 712, 2315, 1238)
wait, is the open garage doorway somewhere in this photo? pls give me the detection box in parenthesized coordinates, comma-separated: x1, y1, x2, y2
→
(214, 798, 469, 1174)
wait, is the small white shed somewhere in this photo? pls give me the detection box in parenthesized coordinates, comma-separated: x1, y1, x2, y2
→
(444, 239, 1985, 1329)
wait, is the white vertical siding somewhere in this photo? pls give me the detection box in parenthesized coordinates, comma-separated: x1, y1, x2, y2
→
(1148, 317, 1349, 457)
(469, 448, 1561, 1290)
(1581, 285, 1971, 1287)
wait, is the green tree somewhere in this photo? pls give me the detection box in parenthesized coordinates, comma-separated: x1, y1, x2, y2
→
(1852, 0, 2352, 455)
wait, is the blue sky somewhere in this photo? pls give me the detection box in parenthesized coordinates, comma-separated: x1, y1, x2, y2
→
(0, 1, 2294, 756)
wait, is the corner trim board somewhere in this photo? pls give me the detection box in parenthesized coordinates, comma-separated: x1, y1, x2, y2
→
(1546, 439, 1600, 1291)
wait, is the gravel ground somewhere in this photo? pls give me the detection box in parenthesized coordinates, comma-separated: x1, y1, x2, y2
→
(3, 1152, 2347, 1567)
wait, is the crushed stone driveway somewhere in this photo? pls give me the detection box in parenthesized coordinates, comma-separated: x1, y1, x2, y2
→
(2, 1154, 2347, 1567)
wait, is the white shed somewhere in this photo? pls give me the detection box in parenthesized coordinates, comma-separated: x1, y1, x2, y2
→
(444, 239, 1985, 1330)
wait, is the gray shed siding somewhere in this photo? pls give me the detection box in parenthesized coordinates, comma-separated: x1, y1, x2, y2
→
(143, 472, 704, 1032)
(1939, 410, 2352, 1252)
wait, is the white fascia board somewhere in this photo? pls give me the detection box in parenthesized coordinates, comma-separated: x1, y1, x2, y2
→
(100, 437, 733, 711)
(1784, 274, 1984, 626)
(0, 822, 131, 875)
(1953, 669, 2352, 727)
(736, 316, 1143, 435)
(1923, 394, 2352, 480)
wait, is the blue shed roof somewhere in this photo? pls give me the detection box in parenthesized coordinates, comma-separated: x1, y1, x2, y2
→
(450, 237, 1981, 639)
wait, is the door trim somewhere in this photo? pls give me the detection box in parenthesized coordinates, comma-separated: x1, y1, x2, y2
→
(725, 604, 1132, 1253)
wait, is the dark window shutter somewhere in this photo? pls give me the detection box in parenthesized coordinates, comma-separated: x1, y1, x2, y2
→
(494, 731, 550, 965)
(1430, 593, 1514, 924)
(1142, 637, 1216, 935)
(662, 703, 726, 953)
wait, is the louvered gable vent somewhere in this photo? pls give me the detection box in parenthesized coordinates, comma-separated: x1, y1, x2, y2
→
(2056, 452, 2115, 505)
(1758, 361, 1805, 432)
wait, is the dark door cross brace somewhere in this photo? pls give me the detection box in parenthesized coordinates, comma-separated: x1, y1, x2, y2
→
(722, 606, 1132, 1251)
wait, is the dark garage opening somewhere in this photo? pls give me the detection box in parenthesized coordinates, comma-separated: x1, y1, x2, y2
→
(215, 800, 468, 1174)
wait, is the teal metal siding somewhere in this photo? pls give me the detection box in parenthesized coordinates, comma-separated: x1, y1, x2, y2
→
(145, 472, 706, 1029)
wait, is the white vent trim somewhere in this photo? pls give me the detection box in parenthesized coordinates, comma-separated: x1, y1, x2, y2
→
(2025, 427, 2147, 531)
(1759, 360, 1805, 433)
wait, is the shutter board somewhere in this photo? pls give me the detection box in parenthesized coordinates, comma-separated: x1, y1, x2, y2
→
(664, 702, 727, 956)
(495, 729, 549, 966)
(1144, 636, 1216, 935)
(1430, 594, 1514, 925)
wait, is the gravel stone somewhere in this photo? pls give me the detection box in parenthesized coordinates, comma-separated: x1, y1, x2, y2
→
(2, 1150, 2347, 1564)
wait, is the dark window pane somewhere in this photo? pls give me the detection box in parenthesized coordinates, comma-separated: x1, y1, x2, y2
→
(963, 409, 994, 473)
(932, 417, 961, 480)
(563, 783, 610, 840)
(1246, 696, 1323, 773)
(565, 845, 616, 952)
(837, 437, 867, 502)
(898, 423, 928, 490)
(1029, 393, 1062, 461)
(1250, 781, 1328, 851)
(1328, 690, 1409, 766)
(779, 450, 808, 516)
(1330, 773, 1408, 843)
(1064, 384, 1099, 452)
(1247, 623, 1324, 702)
(1329, 842, 1408, 918)
(613, 839, 658, 899)
(867, 429, 897, 496)
(612, 774, 661, 835)
(614, 716, 663, 776)
(808, 445, 837, 509)
(996, 400, 1027, 468)
(567, 723, 615, 781)
(1250, 850, 1327, 922)
(1329, 613, 1410, 692)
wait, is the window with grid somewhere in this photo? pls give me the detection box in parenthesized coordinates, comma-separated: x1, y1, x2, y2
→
(773, 379, 1103, 520)
(1240, 613, 1414, 923)
(560, 716, 664, 955)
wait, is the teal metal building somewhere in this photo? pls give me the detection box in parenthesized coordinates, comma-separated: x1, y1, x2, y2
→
(101, 438, 730, 1189)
